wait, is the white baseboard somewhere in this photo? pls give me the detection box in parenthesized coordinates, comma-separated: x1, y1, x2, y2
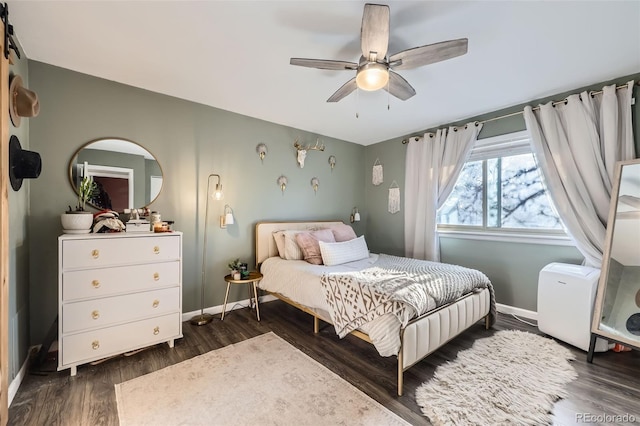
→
(496, 303, 538, 321)
(182, 294, 277, 322)
(9, 345, 39, 407)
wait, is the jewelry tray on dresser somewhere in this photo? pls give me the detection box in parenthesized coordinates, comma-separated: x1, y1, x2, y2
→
(57, 232, 183, 375)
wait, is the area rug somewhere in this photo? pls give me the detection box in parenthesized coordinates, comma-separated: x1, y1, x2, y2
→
(115, 332, 409, 426)
(415, 330, 578, 425)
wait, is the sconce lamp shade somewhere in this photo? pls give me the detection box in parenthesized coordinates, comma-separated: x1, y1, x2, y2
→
(354, 211, 361, 222)
(221, 204, 235, 228)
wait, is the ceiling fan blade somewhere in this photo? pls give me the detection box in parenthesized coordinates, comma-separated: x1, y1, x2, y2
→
(327, 78, 357, 102)
(290, 58, 358, 70)
(384, 71, 416, 101)
(389, 38, 468, 70)
(361, 4, 390, 59)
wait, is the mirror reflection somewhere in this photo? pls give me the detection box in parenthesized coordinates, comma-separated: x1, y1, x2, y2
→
(599, 161, 640, 340)
(69, 138, 163, 211)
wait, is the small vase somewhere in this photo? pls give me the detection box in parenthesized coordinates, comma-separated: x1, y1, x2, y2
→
(232, 271, 241, 280)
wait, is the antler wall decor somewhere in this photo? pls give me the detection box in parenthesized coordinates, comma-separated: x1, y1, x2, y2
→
(294, 138, 325, 168)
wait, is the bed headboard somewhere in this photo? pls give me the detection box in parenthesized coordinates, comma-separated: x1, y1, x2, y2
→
(255, 220, 344, 267)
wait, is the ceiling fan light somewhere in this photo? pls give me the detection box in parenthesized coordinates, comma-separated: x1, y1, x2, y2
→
(356, 63, 389, 91)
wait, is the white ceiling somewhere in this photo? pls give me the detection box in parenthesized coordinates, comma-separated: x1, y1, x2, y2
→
(9, 1, 640, 146)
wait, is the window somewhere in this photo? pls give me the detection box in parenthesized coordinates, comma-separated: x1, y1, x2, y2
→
(438, 131, 564, 237)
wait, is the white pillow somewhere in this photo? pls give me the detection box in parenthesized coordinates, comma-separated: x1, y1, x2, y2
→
(319, 235, 369, 266)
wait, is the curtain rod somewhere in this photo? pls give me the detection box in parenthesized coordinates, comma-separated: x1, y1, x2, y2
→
(401, 81, 639, 144)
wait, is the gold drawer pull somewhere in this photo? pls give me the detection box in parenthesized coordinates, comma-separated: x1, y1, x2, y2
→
(153, 246, 160, 254)
(92, 280, 100, 289)
(91, 249, 100, 259)
(92, 340, 100, 350)
(153, 326, 160, 335)
(91, 310, 100, 320)
(153, 272, 160, 281)
(152, 300, 160, 308)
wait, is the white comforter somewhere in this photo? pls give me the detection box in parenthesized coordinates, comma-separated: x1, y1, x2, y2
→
(259, 254, 404, 356)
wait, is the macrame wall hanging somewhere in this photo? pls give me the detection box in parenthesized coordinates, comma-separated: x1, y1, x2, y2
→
(372, 158, 383, 186)
(388, 181, 400, 214)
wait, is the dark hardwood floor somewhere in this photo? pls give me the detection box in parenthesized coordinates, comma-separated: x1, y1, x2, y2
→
(9, 300, 640, 425)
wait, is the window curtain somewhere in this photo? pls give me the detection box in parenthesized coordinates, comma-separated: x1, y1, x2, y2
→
(523, 81, 636, 267)
(404, 122, 483, 261)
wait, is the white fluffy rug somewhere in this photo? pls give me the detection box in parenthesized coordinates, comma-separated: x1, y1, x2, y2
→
(115, 332, 409, 426)
(415, 330, 577, 425)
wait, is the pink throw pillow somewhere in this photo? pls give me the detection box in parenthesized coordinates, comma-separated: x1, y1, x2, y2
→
(330, 224, 357, 242)
(295, 229, 335, 265)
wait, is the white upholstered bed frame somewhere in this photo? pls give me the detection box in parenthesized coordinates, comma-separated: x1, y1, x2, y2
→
(255, 221, 491, 396)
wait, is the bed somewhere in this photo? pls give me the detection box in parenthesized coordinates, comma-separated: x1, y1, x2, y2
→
(255, 221, 495, 396)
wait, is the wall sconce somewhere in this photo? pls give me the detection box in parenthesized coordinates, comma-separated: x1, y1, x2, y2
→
(277, 175, 288, 194)
(328, 155, 336, 172)
(256, 143, 267, 163)
(220, 204, 235, 228)
(350, 207, 361, 223)
(310, 177, 319, 194)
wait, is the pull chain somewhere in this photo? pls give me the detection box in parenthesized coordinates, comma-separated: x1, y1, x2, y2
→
(387, 78, 390, 110)
(355, 87, 359, 118)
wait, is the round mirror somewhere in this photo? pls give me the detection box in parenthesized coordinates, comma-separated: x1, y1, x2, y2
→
(68, 138, 163, 211)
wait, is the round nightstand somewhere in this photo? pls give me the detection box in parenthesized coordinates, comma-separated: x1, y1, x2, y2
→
(221, 271, 263, 321)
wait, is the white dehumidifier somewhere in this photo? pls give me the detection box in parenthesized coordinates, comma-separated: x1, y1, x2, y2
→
(538, 262, 608, 352)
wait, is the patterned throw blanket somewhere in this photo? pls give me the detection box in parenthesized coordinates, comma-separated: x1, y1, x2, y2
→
(320, 254, 496, 339)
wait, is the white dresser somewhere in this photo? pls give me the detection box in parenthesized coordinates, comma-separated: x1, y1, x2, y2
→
(58, 232, 183, 375)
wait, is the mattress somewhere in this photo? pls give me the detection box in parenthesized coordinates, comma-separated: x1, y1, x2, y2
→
(259, 254, 379, 311)
(259, 254, 404, 356)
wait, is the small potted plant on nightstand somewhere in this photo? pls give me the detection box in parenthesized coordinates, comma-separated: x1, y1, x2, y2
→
(61, 176, 97, 234)
(228, 258, 241, 280)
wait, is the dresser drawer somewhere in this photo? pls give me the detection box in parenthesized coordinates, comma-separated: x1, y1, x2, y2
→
(61, 312, 180, 367)
(62, 287, 180, 334)
(62, 235, 180, 269)
(62, 261, 179, 301)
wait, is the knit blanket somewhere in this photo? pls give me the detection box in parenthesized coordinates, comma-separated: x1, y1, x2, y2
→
(320, 254, 496, 342)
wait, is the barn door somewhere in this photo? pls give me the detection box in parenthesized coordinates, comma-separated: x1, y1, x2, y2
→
(0, 13, 10, 426)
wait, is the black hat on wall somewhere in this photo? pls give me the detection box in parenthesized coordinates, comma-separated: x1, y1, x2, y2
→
(9, 135, 42, 191)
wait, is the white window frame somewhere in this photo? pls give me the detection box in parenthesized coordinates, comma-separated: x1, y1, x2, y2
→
(437, 131, 574, 246)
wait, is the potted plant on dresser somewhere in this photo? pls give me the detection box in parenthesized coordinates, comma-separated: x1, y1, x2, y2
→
(61, 176, 97, 234)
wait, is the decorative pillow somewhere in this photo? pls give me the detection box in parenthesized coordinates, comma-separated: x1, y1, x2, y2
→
(295, 229, 336, 265)
(330, 223, 357, 242)
(282, 230, 306, 260)
(319, 235, 369, 266)
(272, 231, 286, 258)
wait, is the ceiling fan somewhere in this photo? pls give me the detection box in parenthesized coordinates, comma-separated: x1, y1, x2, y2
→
(290, 3, 468, 103)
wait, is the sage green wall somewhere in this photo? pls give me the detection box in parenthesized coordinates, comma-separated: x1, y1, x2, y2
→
(8, 39, 31, 382)
(27, 61, 365, 344)
(364, 73, 640, 312)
